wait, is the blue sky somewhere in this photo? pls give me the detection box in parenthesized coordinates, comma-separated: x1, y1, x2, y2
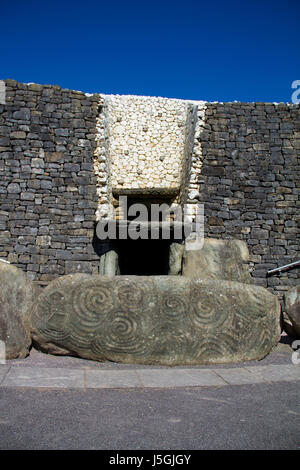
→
(1, 0, 299, 102)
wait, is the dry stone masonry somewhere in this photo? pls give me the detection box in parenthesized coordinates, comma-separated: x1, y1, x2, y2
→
(0, 78, 298, 364)
(197, 102, 300, 298)
(0, 80, 100, 280)
(0, 79, 299, 298)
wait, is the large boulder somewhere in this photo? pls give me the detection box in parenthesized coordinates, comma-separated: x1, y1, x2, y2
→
(31, 274, 281, 365)
(284, 285, 300, 338)
(182, 238, 251, 283)
(0, 262, 39, 359)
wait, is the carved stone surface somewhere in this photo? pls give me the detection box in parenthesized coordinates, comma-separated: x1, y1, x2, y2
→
(0, 262, 39, 359)
(168, 242, 184, 275)
(182, 238, 251, 283)
(284, 285, 300, 338)
(31, 274, 281, 365)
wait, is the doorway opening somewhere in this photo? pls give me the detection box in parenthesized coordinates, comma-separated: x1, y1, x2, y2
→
(114, 238, 171, 275)
(95, 193, 184, 276)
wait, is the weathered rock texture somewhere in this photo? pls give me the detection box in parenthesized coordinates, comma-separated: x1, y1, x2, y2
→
(283, 285, 300, 338)
(182, 238, 251, 283)
(0, 262, 39, 358)
(31, 274, 281, 365)
(0, 79, 298, 298)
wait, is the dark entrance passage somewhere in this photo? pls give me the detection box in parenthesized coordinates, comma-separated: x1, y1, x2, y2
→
(115, 238, 171, 275)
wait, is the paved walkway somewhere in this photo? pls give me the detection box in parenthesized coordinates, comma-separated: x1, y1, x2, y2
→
(1, 338, 299, 450)
(1, 337, 299, 390)
(0, 362, 299, 389)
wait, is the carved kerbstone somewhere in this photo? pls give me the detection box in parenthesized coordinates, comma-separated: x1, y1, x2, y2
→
(0, 262, 39, 359)
(182, 238, 251, 283)
(31, 274, 281, 365)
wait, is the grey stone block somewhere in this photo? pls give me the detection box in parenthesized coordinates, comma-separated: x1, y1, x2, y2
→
(12, 109, 30, 120)
(55, 129, 69, 137)
(65, 261, 92, 274)
(1, 367, 84, 388)
(7, 183, 21, 194)
(21, 192, 35, 201)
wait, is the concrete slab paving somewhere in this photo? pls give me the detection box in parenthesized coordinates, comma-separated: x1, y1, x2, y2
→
(1, 367, 85, 389)
(245, 364, 300, 383)
(0, 364, 299, 389)
(212, 367, 266, 385)
(85, 370, 141, 388)
(136, 368, 226, 388)
(0, 344, 299, 390)
(0, 366, 10, 385)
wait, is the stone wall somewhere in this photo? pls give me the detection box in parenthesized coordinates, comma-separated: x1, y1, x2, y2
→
(0, 79, 299, 296)
(0, 79, 100, 281)
(197, 102, 300, 296)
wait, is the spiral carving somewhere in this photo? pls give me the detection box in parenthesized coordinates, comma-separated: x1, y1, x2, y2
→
(92, 310, 150, 357)
(190, 283, 232, 331)
(152, 326, 191, 362)
(117, 284, 143, 309)
(72, 283, 115, 329)
(115, 277, 157, 314)
(31, 275, 281, 365)
(193, 331, 238, 363)
(68, 328, 94, 351)
(31, 287, 71, 346)
(161, 293, 188, 318)
(39, 326, 70, 343)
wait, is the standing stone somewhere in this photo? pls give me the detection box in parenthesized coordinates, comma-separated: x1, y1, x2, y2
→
(284, 285, 300, 338)
(0, 262, 40, 359)
(103, 249, 119, 275)
(168, 242, 184, 275)
(182, 238, 251, 283)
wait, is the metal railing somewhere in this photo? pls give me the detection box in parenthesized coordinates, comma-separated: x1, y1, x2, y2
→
(267, 260, 300, 275)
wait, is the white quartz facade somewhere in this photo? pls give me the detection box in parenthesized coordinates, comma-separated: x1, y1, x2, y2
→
(93, 94, 206, 222)
(107, 95, 193, 190)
